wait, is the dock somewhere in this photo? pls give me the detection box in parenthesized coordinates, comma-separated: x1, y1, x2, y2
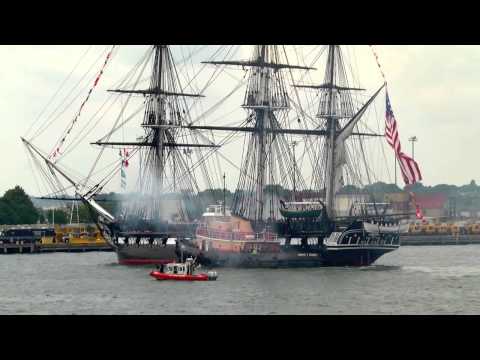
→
(0, 242, 113, 254)
(0, 223, 114, 254)
(400, 234, 480, 246)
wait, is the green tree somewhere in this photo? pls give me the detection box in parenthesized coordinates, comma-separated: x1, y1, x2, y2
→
(432, 184, 458, 195)
(0, 198, 20, 224)
(404, 182, 430, 193)
(365, 182, 402, 194)
(339, 185, 363, 194)
(460, 180, 479, 194)
(0, 186, 39, 224)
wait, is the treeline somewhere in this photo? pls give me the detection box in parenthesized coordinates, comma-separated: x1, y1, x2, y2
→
(0, 186, 39, 225)
(2, 180, 480, 225)
(337, 180, 480, 197)
(0, 186, 119, 225)
(341, 181, 480, 212)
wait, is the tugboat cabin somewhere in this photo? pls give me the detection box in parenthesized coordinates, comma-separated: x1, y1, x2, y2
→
(202, 203, 231, 218)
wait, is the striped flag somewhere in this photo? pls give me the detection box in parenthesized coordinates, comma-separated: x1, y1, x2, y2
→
(385, 92, 422, 185)
(120, 167, 126, 190)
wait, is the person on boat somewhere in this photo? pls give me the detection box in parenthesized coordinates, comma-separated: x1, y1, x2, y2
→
(185, 258, 193, 275)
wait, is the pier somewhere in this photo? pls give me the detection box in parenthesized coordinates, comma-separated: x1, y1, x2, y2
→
(0, 242, 113, 254)
(0, 223, 114, 254)
(400, 234, 480, 246)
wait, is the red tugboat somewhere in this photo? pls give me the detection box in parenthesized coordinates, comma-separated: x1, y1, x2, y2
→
(150, 257, 218, 281)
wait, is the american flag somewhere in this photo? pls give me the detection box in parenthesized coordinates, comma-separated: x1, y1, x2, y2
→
(385, 92, 422, 185)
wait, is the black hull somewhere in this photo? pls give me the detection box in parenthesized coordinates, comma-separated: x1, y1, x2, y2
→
(196, 245, 396, 268)
(194, 224, 400, 268)
(320, 247, 395, 266)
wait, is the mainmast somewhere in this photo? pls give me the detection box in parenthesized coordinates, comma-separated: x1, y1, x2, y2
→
(325, 45, 339, 218)
(251, 45, 278, 221)
(201, 45, 314, 222)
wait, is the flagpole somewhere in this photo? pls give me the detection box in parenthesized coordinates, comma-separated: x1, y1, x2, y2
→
(394, 154, 397, 187)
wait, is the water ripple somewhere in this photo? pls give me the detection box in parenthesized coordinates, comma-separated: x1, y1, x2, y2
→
(1, 246, 480, 314)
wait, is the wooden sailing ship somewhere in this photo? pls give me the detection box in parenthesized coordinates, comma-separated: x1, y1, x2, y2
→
(23, 45, 416, 268)
(188, 45, 408, 267)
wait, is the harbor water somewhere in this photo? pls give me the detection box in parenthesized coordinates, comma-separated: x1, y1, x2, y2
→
(1, 245, 480, 315)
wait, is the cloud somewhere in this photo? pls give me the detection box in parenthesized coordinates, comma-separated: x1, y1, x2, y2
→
(1, 45, 478, 198)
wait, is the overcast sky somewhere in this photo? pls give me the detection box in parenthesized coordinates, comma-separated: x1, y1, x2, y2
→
(0, 45, 477, 196)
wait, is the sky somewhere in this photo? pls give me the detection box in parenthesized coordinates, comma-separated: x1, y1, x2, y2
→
(0, 45, 478, 197)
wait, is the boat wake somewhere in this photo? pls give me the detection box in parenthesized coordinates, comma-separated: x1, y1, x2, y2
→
(402, 265, 480, 278)
(358, 265, 402, 272)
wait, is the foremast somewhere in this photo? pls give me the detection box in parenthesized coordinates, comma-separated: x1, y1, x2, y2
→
(93, 45, 215, 222)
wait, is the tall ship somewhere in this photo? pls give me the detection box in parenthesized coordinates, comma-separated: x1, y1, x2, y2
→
(22, 45, 221, 264)
(23, 45, 420, 268)
(185, 45, 415, 267)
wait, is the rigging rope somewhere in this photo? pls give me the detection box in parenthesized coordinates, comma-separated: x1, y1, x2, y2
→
(49, 45, 117, 161)
(369, 45, 387, 84)
(81, 46, 153, 194)
(30, 47, 110, 142)
(25, 46, 93, 140)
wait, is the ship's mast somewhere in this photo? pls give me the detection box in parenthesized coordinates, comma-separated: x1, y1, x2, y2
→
(253, 45, 269, 221)
(325, 45, 338, 218)
(92, 45, 217, 221)
(294, 45, 385, 219)
(153, 45, 166, 203)
(243, 45, 292, 222)
(185, 45, 384, 222)
(199, 45, 314, 223)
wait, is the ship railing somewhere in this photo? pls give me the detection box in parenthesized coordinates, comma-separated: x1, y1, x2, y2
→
(255, 232, 277, 241)
(197, 227, 278, 242)
(116, 236, 176, 247)
(344, 233, 399, 247)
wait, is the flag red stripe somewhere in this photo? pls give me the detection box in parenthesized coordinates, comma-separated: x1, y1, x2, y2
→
(385, 93, 422, 185)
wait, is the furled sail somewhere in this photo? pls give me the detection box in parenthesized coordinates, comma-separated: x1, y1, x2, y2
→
(325, 83, 385, 217)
